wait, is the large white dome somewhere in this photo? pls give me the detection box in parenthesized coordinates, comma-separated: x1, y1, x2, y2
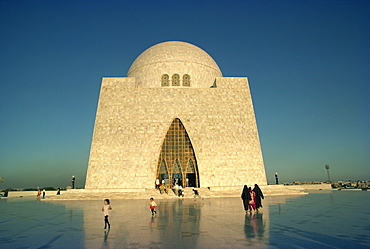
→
(127, 41, 222, 88)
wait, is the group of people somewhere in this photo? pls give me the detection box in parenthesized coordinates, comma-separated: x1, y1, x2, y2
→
(102, 185, 263, 229)
(157, 181, 186, 197)
(156, 178, 192, 194)
(241, 184, 264, 213)
(36, 188, 46, 198)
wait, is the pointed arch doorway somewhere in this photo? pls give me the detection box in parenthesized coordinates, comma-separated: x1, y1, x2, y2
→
(156, 118, 199, 188)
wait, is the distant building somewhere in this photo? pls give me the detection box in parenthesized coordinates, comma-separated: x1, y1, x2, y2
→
(85, 41, 267, 190)
(331, 180, 369, 189)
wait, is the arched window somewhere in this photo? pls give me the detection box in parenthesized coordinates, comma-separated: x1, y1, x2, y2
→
(161, 74, 169, 87)
(183, 74, 190, 87)
(156, 159, 169, 184)
(172, 74, 180, 86)
(172, 159, 182, 184)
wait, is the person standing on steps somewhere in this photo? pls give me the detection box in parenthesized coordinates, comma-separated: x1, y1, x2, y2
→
(156, 178, 160, 189)
(159, 184, 165, 194)
(102, 199, 112, 229)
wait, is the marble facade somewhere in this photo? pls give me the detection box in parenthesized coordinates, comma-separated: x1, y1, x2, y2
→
(85, 41, 267, 190)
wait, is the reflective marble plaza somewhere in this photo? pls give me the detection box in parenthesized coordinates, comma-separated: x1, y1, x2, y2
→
(0, 191, 369, 248)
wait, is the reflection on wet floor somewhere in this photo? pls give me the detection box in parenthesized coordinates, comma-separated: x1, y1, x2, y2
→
(0, 191, 369, 248)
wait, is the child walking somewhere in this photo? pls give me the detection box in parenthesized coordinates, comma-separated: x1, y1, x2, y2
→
(102, 199, 112, 229)
(149, 198, 157, 216)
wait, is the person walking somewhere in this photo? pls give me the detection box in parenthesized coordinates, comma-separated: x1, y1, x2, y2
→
(42, 189, 46, 199)
(102, 199, 112, 229)
(193, 188, 202, 200)
(253, 184, 264, 211)
(248, 187, 257, 212)
(241, 185, 251, 213)
(149, 198, 157, 216)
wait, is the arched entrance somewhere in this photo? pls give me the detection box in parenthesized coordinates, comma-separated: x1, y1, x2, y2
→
(186, 159, 198, 187)
(172, 159, 182, 186)
(156, 118, 199, 188)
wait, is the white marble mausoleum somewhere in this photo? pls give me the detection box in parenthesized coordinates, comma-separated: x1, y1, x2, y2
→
(85, 41, 267, 190)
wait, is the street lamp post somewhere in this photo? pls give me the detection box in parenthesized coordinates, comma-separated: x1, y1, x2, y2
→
(325, 164, 331, 183)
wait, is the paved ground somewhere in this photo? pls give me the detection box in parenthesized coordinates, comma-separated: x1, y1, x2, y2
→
(0, 190, 369, 248)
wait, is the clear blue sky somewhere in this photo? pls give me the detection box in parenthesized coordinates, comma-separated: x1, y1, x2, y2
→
(0, 0, 368, 189)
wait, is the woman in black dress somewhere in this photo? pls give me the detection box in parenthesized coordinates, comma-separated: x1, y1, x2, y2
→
(253, 184, 264, 211)
(241, 185, 251, 213)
